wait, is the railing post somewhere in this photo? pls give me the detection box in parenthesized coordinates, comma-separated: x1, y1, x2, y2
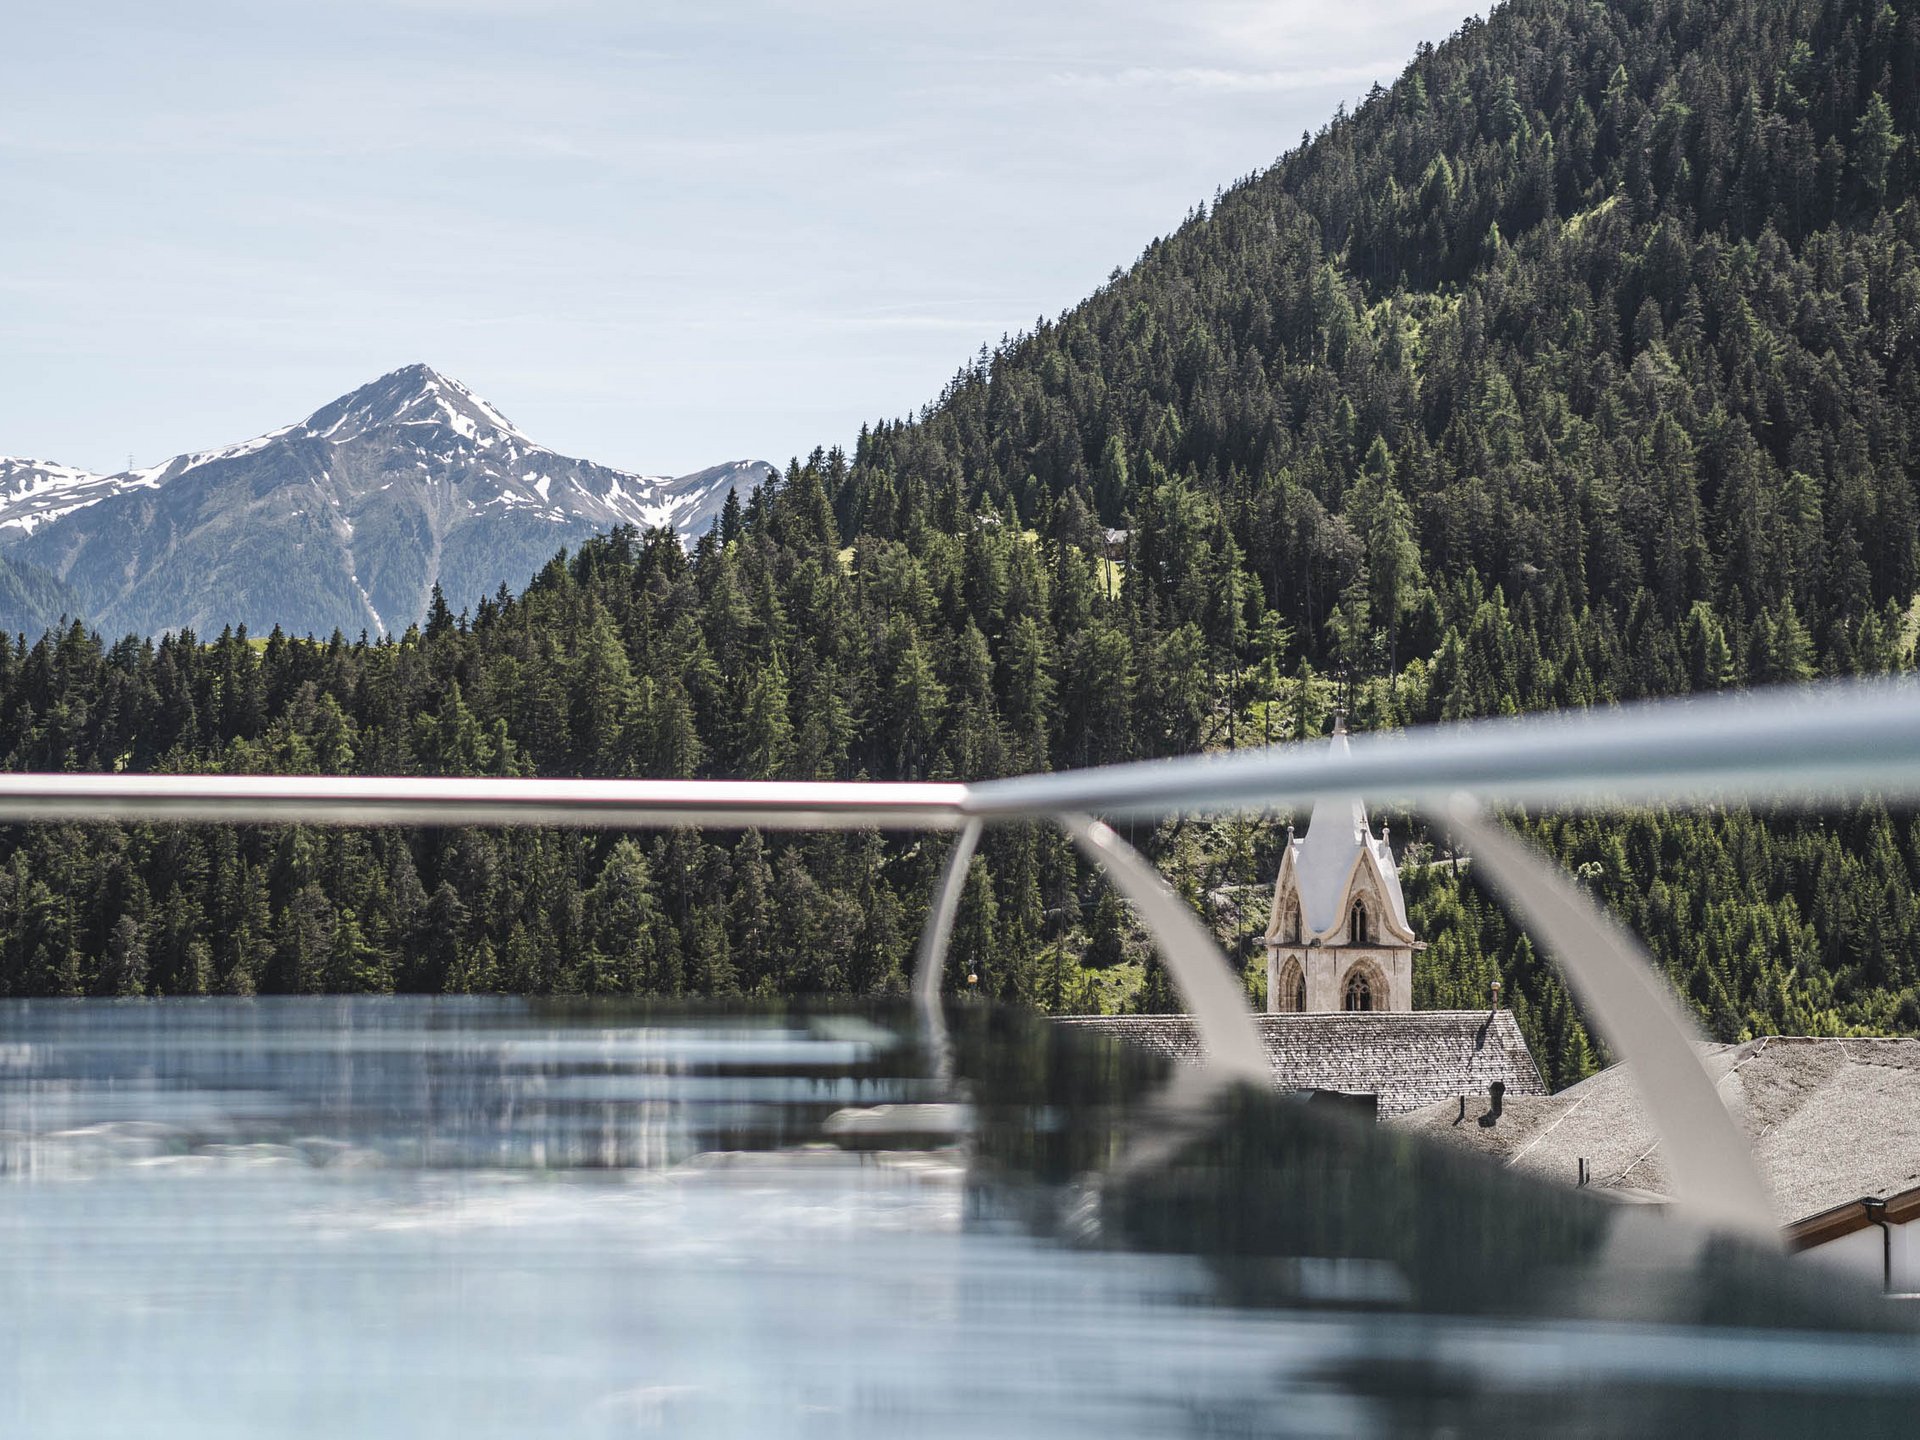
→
(1442, 798, 1778, 1242)
(1058, 813, 1271, 1084)
(912, 818, 983, 1079)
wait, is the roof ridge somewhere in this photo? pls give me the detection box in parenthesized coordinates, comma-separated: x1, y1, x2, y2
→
(1060, 1009, 1523, 1021)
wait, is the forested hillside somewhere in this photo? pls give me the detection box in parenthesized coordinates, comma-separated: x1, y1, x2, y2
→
(1, 0, 1917, 1086)
(0, 553, 80, 641)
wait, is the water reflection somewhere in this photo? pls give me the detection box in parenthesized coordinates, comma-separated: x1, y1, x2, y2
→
(0, 998, 1911, 1438)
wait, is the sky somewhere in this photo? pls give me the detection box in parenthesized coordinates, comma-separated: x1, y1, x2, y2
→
(4, 0, 1484, 479)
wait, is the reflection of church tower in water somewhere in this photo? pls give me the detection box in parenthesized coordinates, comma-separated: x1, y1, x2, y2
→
(1264, 714, 1422, 1012)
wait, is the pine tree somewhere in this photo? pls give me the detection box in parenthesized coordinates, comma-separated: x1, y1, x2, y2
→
(737, 657, 795, 780)
(102, 915, 148, 998)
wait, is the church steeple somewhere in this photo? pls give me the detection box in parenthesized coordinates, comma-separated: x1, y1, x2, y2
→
(1262, 716, 1421, 1013)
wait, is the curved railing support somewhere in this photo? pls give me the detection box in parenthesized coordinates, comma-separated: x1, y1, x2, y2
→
(1059, 813, 1271, 1084)
(911, 817, 983, 1082)
(1440, 798, 1778, 1242)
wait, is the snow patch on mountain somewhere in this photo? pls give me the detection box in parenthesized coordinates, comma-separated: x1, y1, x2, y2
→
(0, 457, 151, 537)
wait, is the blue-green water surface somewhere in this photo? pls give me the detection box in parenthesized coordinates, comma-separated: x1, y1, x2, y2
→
(0, 997, 1911, 1438)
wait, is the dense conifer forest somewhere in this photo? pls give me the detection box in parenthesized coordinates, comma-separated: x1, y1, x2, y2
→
(2, 0, 1918, 1085)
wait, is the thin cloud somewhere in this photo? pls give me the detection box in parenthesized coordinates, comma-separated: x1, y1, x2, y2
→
(826, 314, 1014, 333)
(1050, 61, 1400, 93)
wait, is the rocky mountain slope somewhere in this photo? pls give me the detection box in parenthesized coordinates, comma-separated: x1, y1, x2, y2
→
(1, 365, 772, 638)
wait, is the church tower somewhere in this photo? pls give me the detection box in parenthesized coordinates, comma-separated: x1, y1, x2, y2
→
(1264, 715, 1421, 1013)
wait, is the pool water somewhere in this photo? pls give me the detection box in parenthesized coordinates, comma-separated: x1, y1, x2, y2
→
(0, 998, 1911, 1438)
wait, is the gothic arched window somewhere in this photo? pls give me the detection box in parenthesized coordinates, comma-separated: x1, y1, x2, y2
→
(1349, 899, 1370, 946)
(1343, 969, 1374, 1012)
(1276, 958, 1306, 1013)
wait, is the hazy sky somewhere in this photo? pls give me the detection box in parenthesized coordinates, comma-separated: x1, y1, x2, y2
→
(5, 0, 1482, 477)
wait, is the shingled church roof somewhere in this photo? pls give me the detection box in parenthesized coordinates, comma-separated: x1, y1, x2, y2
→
(1057, 1011, 1545, 1116)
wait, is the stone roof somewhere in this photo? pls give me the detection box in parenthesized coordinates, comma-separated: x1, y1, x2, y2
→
(1056, 1010, 1546, 1116)
(1393, 1036, 1920, 1225)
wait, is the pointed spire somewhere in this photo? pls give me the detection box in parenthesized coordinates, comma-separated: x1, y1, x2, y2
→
(1284, 706, 1410, 946)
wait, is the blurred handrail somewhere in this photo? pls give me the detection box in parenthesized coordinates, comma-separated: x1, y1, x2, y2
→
(0, 773, 971, 831)
(0, 678, 1908, 829)
(965, 676, 1920, 820)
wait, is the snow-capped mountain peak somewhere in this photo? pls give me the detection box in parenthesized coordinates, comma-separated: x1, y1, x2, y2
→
(2, 367, 774, 639)
(302, 363, 528, 449)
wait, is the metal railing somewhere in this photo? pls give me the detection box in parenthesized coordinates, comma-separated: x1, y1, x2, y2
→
(1, 677, 1915, 1239)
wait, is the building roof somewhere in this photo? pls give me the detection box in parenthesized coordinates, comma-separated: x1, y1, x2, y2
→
(1283, 720, 1412, 939)
(1394, 1036, 1920, 1226)
(1056, 1010, 1546, 1116)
